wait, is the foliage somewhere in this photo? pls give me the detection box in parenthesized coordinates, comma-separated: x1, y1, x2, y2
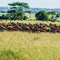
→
(56, 14, 60, 18)
(47, 11, 57, 21)
(7, 2, 29, 20)
(8, 2, 29, 8)
(0, 2, 29, 20)
(35, 10, 49, 21)
(23, 16, 28, 20)
(0, 14, 8, 19)
(47, 11, 56, 15)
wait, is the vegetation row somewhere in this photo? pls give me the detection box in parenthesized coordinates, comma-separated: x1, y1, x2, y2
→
(0, 2, 60, 21)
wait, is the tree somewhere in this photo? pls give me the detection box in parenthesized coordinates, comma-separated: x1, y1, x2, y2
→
(47, 11, 56, 21)
(0, 14, 8, 19)
(7, 2, 29, 20)
(56, 14, 60, 18)
(35, 10, 49, 21)
(47, 11, 56, 15)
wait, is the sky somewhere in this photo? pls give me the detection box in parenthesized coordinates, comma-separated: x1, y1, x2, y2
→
(0, 0, 60, 8)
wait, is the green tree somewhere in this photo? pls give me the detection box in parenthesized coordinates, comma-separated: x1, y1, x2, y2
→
(47, 11, 56, 21)
(7, 2, 29, 20)
(56, 14, 60, 18)
(47, 11, 56, 15)
(35, 10, 49, 21)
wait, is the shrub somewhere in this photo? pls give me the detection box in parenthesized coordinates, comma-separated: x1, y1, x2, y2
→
(35, 10, 49, 21)
(0, 14, 8, 20)
(23, 16, 28, 20)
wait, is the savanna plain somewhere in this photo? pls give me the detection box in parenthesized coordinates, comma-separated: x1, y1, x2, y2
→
(0, 20, 60, 60)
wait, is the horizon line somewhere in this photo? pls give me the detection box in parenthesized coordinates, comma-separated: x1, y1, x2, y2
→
(0, 6, 60, 9)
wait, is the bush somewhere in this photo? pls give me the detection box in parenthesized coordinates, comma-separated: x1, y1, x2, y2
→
(0, 14, 8, 19)
(23, 16, 28, 20)
(35, 10, 49, 21)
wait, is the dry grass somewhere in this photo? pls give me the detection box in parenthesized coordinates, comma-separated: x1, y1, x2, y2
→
(25, 13, 36, 20)
(0, 21, 60, 60)
(0, 20, 60, 25)
(57, 17, 60, 21)
(0, 31, 60, 60)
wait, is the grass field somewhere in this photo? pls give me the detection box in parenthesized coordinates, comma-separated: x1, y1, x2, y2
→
(0, 20, 60, 25)
(25, 13, 36, 20)
(0, 21, 60, 60)
(57, 17, 60, 21)
(25, 14, 60, 21)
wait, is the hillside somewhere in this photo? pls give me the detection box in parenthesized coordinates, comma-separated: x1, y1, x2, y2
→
(0, 7, 60, 13)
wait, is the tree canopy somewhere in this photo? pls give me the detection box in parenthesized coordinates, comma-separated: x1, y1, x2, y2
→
(35, 11, 49, 21)
(56, 13, 60, 18)
(8, 2, 29, 8)
(7, 2, 29, 20)
(47, 11, 56, 15)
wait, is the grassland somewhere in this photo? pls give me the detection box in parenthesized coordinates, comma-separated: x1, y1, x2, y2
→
(25, 13, 36, 20)
(57, 17, 60, 21)
(0, 21, 60, 60)
(25, 13, 60, 21)
(0, 20, 60, 25)
(0, 13, 60, 21)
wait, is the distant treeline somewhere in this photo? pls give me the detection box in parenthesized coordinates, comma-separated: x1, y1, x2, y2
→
(0, 7, 60, 13)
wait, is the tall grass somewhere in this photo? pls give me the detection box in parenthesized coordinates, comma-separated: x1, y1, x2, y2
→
(0, 20, 60, 60)
(0, 20, 60, 25)
(0, 31, 60, 60)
